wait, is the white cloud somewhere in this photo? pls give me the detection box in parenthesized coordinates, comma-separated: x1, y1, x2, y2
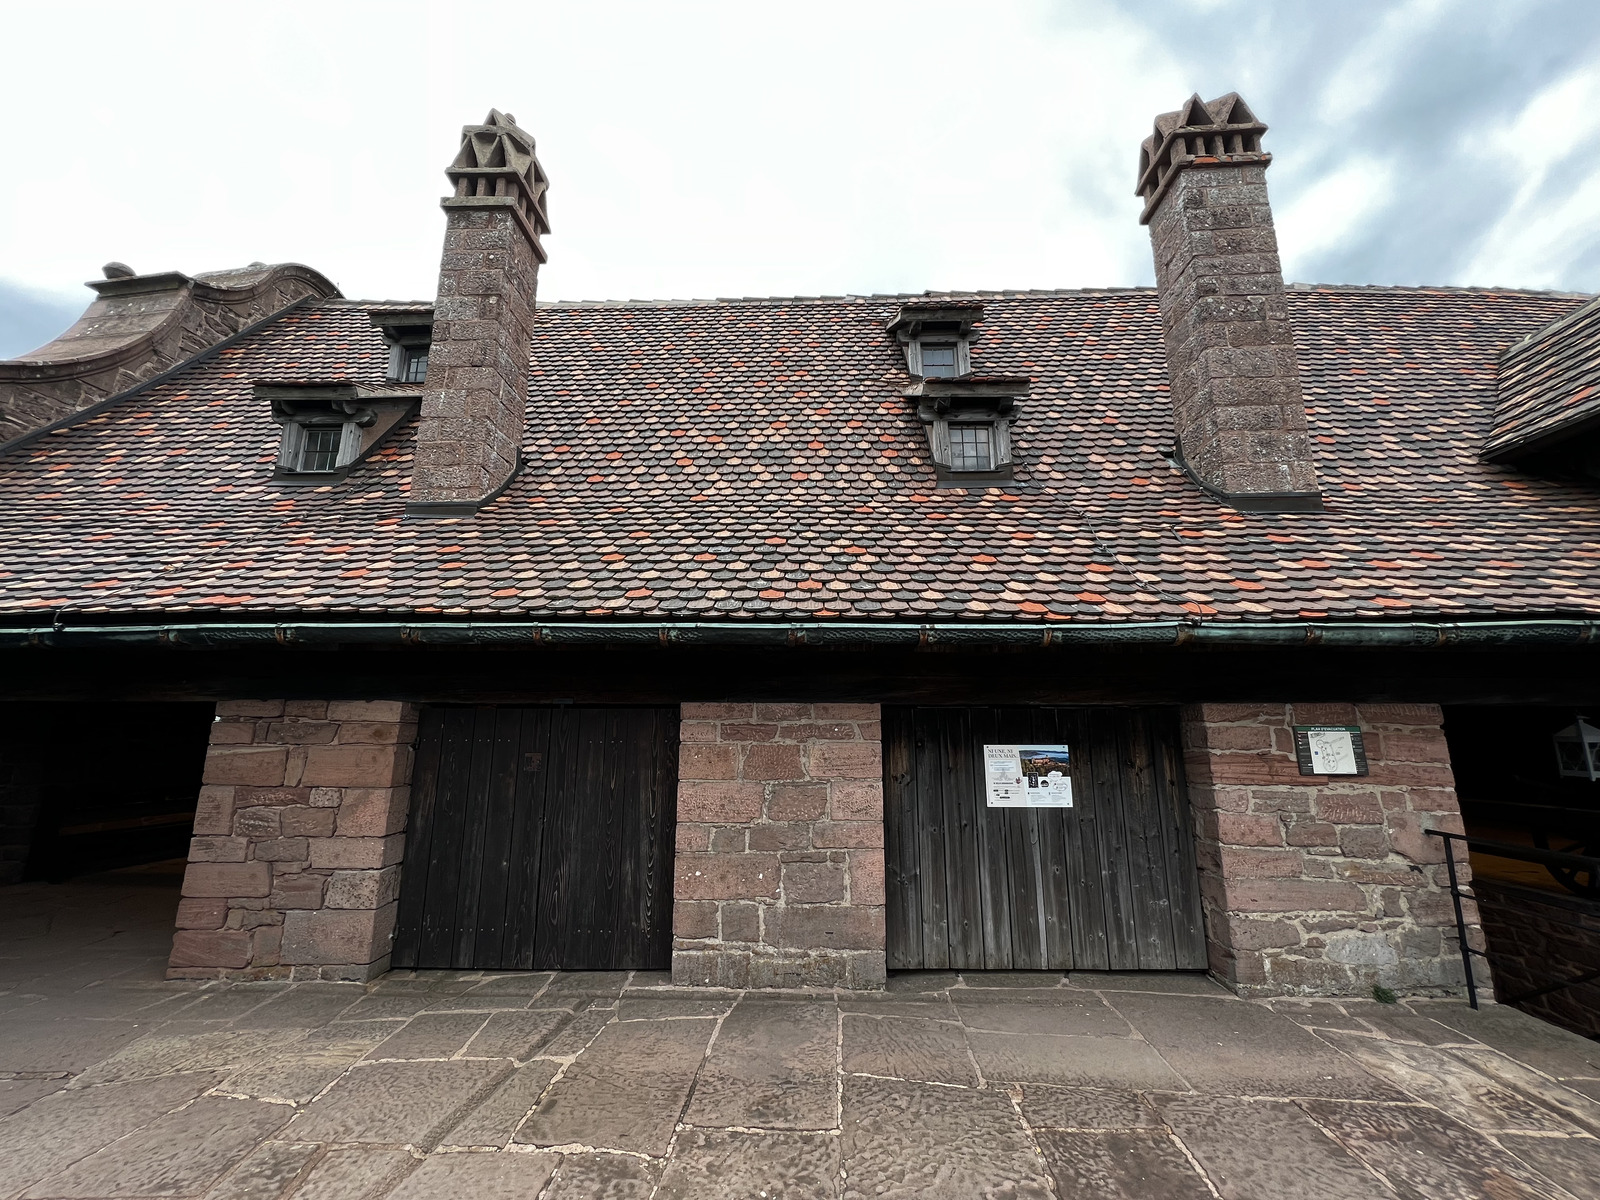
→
(1276, 158, 1397, 278)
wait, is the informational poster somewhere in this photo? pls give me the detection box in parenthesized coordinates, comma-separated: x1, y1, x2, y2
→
(984, 744, 1074, 807)
(1293, 725, 1368, 776)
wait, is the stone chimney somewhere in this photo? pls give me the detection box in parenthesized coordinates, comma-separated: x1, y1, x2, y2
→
(407, 110, 550, 517)
(1137, 93, 1322, 512)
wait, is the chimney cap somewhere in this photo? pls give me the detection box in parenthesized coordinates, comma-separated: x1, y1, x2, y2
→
(443, 109, 550, 257)
(1136, 92, 1269, 223)
(101, 262, 136, 279)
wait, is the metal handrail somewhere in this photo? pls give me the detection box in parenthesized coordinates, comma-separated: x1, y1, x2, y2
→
(1428, 829, 1600, 1011)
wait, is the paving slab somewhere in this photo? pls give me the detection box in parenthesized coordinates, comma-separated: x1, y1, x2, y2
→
(440, 1061, 560, 1147)
(1017, 1084, 1160, 1130)
(461, 973, 555, 996)
(540, 971, 630, 999)
(0, 1077, 66, 1118)
(0, 1017, 147, 1073)
(1034, 1128, 1213, 1200)
(204, 1141, 320, 1200)
(840, 1075, 1051, 1200)
(0, 1071, 222, 1196)
(218, 1037, 377, 1105)
(169, 989, 286, 1023)
(883, 971, 960, 994)
(1416, 1002, 1600, 1080)
(290, 1147, 415, 1200)
(1071, 971, 1228, 995)
(21, 1096, 291, 1199)
(517, 1017, 715, 1155)
(1265, 998, 1374, 1033)
(1301, 1100, 1574, 1200)
(536, 1008, 614, 1057)
(685, 999, 838, 1130)
(1499, 1133, 1600, 1199)
(967, 1031, 1186, 1089)
(74, 1029, 288, 1085)
(462, 1010, 569, 1059)
(841, 1013, 975, 1086)
(957, 971, 1067, 989)
(387, 1150, 560, 1199)
(333, 995, 435, 1022)
(617, 995, 736, 1020)
(953, 991, 1131, 1037)
(1351, 1005, 1474, 1046)
(1319, 1034, 1582, 1134)
(366, 1012, 490, 1061)
(286, 1059, 512, 1149)
(238, 985, 364, 1029)
(1107, 992, 1407, 1099)
(1155, 1094, 1395, 1199)
(542, 1152, 662, 1199)
(834, 995, 956, 1020)
(656, 1128, 840, 1199)
(1451, 1047, 1600, 1137)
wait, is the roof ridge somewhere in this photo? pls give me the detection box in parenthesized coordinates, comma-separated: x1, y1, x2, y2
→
(314, 283, 1599, 314)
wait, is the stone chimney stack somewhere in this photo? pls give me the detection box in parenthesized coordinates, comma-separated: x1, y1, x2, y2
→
(407, 110, 549, 516)
(1137, 93, 1322, 511)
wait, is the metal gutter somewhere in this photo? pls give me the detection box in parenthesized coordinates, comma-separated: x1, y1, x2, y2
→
(1, 618, 1598, 651)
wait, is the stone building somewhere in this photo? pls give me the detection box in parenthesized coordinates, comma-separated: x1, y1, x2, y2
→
(1, 97, 1597, 1004)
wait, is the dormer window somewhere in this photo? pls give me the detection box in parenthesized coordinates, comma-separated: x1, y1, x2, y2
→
(949, 423, 994, 471)
(886, 301, 984, 379)
(262, 383, 423, 484)
(397, 345, 429, 384)
(905, 375, 1030, 486)
(370, 311, 434, 384)
(920, 343, 959, 378)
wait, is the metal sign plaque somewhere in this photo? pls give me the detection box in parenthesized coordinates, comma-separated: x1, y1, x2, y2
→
(1293, 725, 1369, 776)
(984, 744, 1074, 807)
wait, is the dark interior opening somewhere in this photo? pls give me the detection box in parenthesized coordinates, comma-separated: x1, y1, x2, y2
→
(0, 701, 214, 884)
(1443, 704, 1600, 893)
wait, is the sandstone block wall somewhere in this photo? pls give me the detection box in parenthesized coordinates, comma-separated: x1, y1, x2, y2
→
(1184, 702, 1483, 996)
(1476, 878, 1600, 1040)
(672, 703, 886, 989)
(169, 700, 418, 981)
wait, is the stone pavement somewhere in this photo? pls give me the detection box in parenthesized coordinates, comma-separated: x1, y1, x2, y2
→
(4, 873, 1600, 1199)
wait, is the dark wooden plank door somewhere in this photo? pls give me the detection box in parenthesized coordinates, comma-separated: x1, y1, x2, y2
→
(392, 705, 678, 971)
(884, 706, 1205, 972)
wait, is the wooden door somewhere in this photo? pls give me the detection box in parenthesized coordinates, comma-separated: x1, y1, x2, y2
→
(884, 706, 1205, 972)
(392, 705, 678, 971)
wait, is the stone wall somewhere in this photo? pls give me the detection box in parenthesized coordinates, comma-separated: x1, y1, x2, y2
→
(169, 700, 418, 981)
(1476, 878, 1600, 1040)
(672, 703, 886, 989)
(1184, 702, 1482, 996)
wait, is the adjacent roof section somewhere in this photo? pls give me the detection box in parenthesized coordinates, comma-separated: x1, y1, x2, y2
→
(0, 262, 339, 444)
(0, 286, 1597, 626)
(1485, 293, 1600, 461)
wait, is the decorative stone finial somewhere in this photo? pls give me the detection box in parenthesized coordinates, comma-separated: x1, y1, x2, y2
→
(1135, 93, 1269, 224)
(102, 262, 136, 279)
(443, 109, 550, 260)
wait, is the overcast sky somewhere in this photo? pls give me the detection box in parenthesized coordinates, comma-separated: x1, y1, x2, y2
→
(4, 0, 1600, 358)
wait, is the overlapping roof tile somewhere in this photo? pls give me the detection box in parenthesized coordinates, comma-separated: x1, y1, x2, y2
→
(1, 285, 1597, 624)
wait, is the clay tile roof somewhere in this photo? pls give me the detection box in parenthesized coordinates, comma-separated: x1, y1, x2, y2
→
(1, 285, 1598, 624)
(1485, 293, 1600, 459)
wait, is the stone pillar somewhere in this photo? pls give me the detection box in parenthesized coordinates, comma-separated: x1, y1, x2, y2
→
(672, 703, 886, 989)
(1183, 702, 1484, 997)
(169, 700, 418, 981)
